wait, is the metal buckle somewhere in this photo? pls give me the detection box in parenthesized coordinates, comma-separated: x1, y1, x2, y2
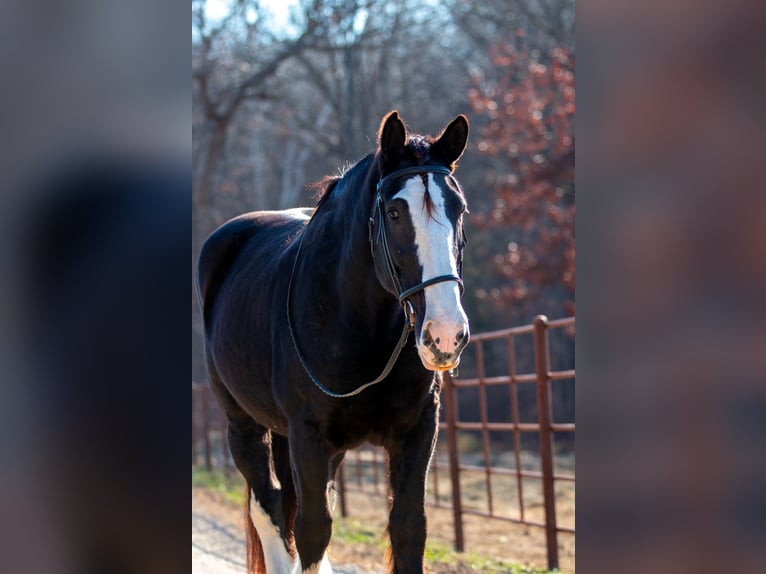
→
(404, 299, 415, 330)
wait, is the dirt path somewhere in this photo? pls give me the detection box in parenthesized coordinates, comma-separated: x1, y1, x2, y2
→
(192, 484, 572, 573)
(192, 510, 248, 574)
(192, 487, 379, 574)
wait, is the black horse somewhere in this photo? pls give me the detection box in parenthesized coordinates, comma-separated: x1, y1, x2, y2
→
(197, 111, 470, 574)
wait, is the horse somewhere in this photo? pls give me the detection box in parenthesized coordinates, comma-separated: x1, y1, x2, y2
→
(196, 110, 470, 574)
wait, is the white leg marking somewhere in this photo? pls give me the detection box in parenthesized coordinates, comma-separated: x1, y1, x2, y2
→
(292, 553, 333, 574)
(250, 492, 295, 573)
(317, 553, 333, 574)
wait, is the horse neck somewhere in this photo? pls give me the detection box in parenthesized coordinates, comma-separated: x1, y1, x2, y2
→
(297, 172, 401, 337)
(338, 179, 395, 310)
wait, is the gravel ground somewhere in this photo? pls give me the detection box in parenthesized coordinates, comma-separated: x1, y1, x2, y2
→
(192, 511, 248, 574)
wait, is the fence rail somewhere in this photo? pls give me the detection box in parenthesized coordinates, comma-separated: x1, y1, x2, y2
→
(192, 315, 575, 570)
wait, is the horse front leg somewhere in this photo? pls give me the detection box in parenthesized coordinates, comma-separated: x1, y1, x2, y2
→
(385, 398, 439, 574)
(289, 418, 335, 574)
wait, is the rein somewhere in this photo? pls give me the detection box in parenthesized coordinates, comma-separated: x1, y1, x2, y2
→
(286, 165, 464, 398)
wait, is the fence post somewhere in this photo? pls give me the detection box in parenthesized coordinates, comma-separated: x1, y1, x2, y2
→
(201, 386, 212, 471)
(443, 371, 465, 552)
(533, 315, 559, 570)
(221, 410, 230, 477)
(192, 385, 198, 466)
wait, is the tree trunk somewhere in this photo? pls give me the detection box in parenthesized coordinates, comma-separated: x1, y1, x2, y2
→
(196, 119, 229, 212)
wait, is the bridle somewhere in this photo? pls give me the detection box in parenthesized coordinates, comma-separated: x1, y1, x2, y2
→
(286, 164, 465, 398)
(369, 164, 465, 324)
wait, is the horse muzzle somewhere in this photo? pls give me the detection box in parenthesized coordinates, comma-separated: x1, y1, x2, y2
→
(417, 319, 470, 371)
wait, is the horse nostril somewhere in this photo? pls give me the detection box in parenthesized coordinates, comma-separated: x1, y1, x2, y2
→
(456, 329, 467, 343)
(435, 337, 441, 344)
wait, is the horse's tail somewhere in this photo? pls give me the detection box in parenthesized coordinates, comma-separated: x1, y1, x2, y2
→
(244, 483, 266, 574)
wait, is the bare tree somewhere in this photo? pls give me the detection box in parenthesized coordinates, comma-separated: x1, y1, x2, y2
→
(449, 0, 574, 56)
(192, 0, 327, 214)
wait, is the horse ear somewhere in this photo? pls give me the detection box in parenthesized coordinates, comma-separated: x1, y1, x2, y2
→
(432, 115, 469, 169)
(378, 110, 407, 169)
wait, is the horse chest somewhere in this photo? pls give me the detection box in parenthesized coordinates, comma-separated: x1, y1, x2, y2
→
(323, 385, 435, 449)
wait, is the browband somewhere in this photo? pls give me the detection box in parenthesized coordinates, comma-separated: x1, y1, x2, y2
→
(376, 165, 453, 191)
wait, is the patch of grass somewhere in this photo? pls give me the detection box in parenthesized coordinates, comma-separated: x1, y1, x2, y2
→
(333, 517, 384, 547)
(333, 516, 560, 574)
(424, 538, 558, 574)
(192, 467, 246, 506)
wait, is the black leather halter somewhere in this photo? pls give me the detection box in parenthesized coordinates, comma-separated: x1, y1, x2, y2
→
(286, 164, 464, 398)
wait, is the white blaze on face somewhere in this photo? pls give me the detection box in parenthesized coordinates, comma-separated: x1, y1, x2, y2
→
(393, 175, 469, 367)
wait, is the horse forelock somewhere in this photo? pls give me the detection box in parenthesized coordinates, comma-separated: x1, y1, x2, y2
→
(422, 181, 436, 220)
(386, 137, 445, 221)
(407, 135, 430, 162)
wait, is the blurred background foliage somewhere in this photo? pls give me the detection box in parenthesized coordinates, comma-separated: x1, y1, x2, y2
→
(192, 0, 575, 399)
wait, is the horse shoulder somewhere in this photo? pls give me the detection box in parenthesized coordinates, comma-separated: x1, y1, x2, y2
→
(196, 208, 312, 324)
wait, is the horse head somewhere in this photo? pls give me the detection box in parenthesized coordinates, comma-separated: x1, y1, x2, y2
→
(372, 110, 470, 371)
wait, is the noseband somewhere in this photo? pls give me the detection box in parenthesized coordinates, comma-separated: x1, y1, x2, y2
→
(286, 164, 464, 398)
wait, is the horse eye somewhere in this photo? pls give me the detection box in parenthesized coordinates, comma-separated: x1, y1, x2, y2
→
(387, 208, 400, 220)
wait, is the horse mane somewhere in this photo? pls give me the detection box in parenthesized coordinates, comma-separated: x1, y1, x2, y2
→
(310, 153, 375, 208)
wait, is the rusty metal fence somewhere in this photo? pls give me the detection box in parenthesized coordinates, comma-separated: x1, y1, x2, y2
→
(192, 315, 575, 570)
(191, 383, 233, 475)
(334, 315, 575, 570)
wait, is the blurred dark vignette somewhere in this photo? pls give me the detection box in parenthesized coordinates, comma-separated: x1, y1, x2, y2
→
(2, 0, 765, 572)
(578, 0, 766, 573)
(0, 1, 189, 573)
